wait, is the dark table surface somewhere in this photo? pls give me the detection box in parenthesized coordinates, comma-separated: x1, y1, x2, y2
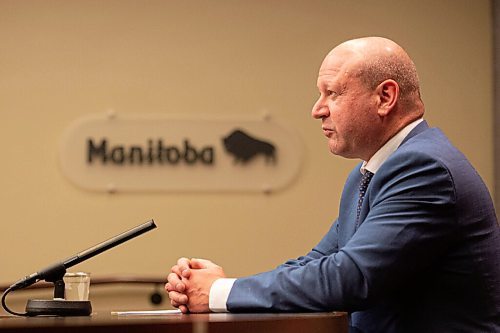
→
(0, 311, 348, 333)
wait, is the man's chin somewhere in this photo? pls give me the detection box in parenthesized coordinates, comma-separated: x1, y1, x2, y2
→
(327, 142, 342, 156)
(328, 143, 356, 159)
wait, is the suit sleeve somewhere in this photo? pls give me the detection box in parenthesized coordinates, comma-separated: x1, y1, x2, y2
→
(226, 151, 457, 312)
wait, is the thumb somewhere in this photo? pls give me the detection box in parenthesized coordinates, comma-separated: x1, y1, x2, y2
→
(190, 258, 218, 269)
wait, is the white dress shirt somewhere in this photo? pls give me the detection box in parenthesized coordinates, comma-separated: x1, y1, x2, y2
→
(209, 118, 424, 312)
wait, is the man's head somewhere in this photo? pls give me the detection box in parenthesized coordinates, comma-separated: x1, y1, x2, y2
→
(311, 37, 425, 161)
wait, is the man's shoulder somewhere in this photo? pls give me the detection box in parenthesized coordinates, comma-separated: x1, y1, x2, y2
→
(400, 126, 451, 151)
(374, 127, 466, 196)
(380, 126, 493, 209)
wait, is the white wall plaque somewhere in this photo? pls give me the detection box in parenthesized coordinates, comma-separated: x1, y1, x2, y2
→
(59, 112, 303, 193)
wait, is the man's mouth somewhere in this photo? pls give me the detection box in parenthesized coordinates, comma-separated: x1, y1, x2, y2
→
(322, 127, 334, 137)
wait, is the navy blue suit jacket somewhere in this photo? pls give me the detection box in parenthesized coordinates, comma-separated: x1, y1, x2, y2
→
(226, 122, 500, 332)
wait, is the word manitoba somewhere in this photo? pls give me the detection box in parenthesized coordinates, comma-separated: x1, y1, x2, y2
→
(87, 138, 214, 165)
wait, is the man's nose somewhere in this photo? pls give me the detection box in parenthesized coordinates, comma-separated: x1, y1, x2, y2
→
(311, 98, 328, 119)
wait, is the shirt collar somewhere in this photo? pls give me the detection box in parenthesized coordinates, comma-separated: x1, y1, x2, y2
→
(360, 118, 423, 175)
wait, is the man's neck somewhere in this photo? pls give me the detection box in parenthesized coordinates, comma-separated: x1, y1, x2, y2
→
(363, 113, 424, 162)
(361, 118, 424, 174)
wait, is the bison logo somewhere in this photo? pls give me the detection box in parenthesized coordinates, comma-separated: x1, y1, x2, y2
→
(223, 129, 276, 164)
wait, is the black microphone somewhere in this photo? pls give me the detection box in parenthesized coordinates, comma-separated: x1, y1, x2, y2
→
(9, 219, 157, 290)
(2, 219, 157, 316)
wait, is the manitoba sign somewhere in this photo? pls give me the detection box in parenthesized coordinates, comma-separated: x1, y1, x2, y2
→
(59, 113, 303, 193)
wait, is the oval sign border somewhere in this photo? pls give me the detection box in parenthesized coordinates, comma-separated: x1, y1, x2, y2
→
(59, 112, 304, 193)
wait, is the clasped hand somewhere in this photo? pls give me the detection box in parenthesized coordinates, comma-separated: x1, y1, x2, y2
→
(165, 257, 226, 313)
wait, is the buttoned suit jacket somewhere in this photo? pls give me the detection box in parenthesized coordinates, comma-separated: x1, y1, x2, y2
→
(226, 121, 500, 333)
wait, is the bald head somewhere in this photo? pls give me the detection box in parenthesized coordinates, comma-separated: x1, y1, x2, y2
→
(313, 37, 425, 160)
(327, 37, 423, 112)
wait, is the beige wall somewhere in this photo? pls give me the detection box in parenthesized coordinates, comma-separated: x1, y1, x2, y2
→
(0, 0, 493, 312)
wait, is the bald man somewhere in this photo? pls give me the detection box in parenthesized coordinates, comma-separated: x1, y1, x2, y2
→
(166, 37, 500, 332)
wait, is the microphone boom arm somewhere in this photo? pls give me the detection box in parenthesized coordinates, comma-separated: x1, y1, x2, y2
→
(9, 219, 157, 291)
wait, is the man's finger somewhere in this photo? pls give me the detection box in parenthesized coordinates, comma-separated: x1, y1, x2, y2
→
(167, 273, 186, 292)
(170, 298, 181, 308)
(181, 269, 191, 279)
(170, 299, 189, 314)
(191, 258, 218, 269)
(168, 290, 188, 305)
(166, 281, 185, 293)
(177, 257, 191, 272)
(176, 280, 186, 292)
(167, 272, 182, 285)
(171, 264, 181, 276)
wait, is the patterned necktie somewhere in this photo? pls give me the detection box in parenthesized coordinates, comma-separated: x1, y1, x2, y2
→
(356, 170, 374, 229)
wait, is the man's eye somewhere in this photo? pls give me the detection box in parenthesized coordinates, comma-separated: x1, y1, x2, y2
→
(318, 90, 336, 98)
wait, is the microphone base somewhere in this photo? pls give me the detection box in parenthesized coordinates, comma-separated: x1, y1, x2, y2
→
(26, 299, 92, 316)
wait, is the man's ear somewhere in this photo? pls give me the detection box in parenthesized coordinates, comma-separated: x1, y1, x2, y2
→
(376, 79, 399, 116)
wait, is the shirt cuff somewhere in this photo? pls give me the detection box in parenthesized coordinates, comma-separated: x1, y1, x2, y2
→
(209, 278, 237, 312)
